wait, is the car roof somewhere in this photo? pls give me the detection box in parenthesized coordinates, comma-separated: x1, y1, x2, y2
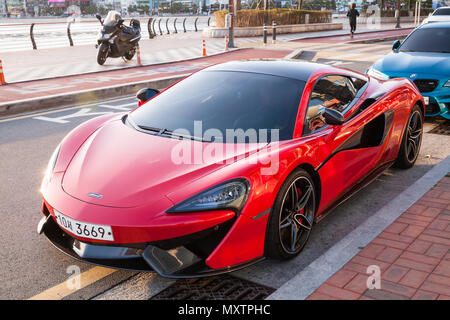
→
(419, 21, 450, 29)
(204, 60, 323, 81)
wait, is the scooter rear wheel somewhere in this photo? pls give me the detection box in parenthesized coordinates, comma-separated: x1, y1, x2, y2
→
(97, 43, 109, 65)
(124, 49, 135, 61)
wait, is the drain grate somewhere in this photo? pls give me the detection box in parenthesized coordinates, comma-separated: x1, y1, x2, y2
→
(428, 120, 450, 136)
(151, 275, 275, 300)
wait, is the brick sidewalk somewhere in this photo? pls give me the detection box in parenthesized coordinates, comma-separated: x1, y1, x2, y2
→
(307, 174, 450, 300)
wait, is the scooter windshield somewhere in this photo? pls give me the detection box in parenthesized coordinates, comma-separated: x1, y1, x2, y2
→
(104, 11, 121, 27)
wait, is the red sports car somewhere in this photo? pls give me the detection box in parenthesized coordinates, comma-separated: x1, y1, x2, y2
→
(38, 60, 424, 278)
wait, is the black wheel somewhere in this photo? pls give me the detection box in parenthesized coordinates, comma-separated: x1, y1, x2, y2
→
(124, 49, 135, 61)
(97, 43, 109, 65)
(265, 168, 316, 260)
(394, 105, 423, 169)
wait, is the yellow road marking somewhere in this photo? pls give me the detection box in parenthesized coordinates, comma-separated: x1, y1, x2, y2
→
(28, 266, 117, 300)
(0, 96, 134, 123)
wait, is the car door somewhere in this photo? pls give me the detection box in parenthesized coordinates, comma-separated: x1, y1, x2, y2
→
(302, 74, 394, 216)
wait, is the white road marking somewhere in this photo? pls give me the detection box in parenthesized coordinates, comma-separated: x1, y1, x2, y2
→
(323, 60, 353, 66)
(33, 108, 113, 124)
(98, 102, 136, 111)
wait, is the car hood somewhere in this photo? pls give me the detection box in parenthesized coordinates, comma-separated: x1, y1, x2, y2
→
(374, 51, 450, 76)
(62, 119, 265, 208)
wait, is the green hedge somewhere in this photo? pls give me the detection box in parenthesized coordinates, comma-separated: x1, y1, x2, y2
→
(214, 9, 332, 28)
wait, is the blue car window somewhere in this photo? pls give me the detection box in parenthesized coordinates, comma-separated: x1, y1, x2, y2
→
(400, 28, 450, 53)
(433, 8, 450, 15)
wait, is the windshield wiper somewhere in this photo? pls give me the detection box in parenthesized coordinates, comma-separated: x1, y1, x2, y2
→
(137, 125, 165, 134)
(137, 125, 210, 142)
(160, 128, 213, 142)
(127, 115, 213, 142)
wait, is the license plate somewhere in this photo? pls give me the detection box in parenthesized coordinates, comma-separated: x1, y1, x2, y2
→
(423, 96, 429, 105)
(54, 210, 114, 241)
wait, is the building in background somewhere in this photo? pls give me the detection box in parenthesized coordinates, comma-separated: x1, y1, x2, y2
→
(0, 0, 239, 16)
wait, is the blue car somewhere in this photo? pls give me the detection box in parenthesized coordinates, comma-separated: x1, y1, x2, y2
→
(367, 22, 450, 119)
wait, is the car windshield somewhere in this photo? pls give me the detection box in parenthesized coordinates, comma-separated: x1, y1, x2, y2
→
(400, 28, 450, 53)
(104, 11, 121, 27)
(129, 71, 305, 142)
(433, 8, 450, 15)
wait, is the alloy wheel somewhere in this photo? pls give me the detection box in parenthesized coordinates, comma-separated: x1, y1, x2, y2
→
(406, 110, 423, 163)
(278, 176, 315, 254)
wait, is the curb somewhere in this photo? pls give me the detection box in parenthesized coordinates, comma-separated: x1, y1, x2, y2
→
(287, 26, 414, 42)
(284, 49, 304, 60)
(0, 48, 248, 117)
(2, 48, 243, 86)
(267, 156, 450, 300)
(0, 74, 187, 117)
(348, 34, 408, 44)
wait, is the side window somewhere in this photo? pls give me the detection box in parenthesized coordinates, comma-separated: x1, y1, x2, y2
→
(303, 75, 363, 135)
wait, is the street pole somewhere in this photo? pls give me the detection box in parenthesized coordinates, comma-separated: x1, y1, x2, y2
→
(395, 0, 401, 28)
(227, 0, 235, 48)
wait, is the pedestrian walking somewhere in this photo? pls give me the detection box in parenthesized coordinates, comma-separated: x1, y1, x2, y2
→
(347, 3, 360, 38)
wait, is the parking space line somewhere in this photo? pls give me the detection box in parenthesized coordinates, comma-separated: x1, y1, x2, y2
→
(28, 266, 117, 300)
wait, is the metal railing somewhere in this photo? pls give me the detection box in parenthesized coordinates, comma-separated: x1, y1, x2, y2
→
(0, 16, 214, 52)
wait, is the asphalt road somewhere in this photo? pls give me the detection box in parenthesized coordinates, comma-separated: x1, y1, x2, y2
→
(1, 37, 449, 299)
(0, 97, 141, 299)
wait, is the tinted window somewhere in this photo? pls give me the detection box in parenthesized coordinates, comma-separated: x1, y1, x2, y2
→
(130, 71, 305, 142)
(433, 8, 450, 15)
(400, 28, 450, 53)
(304, 75, 359, 135)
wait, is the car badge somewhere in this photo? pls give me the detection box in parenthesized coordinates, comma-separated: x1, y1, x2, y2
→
(409, 74, 417, 79)
(88, 192, 103, 199)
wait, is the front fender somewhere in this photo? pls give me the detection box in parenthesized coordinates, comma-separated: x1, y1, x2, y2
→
(54, 113, 124, 173)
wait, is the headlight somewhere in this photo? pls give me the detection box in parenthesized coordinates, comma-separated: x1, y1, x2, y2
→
(41, 144, 60, 190)
(167, 179, 250, 213)
(444, 80, 450, 88)
(367, 67, 390, 81)
(97, 33, 110, 41)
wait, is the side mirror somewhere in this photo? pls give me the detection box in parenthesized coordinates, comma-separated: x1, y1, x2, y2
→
(322, 108, 345, 126)
(392, 40, 401, 51)
(95, 14, 102, 21)
(136, 88, 160, 103)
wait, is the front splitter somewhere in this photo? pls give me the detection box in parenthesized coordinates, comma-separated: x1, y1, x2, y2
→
(38, 214, 265, 278)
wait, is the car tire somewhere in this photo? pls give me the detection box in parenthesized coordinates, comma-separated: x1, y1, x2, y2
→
(265, 168, 317, 260)
(394, 104, 423, 169)
(97, 43, 109, 65)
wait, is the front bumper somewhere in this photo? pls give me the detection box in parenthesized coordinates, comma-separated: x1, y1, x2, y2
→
(38, 209, 264, 278)
(422, 94, 450, 119)
(382, 72, 450, 119)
